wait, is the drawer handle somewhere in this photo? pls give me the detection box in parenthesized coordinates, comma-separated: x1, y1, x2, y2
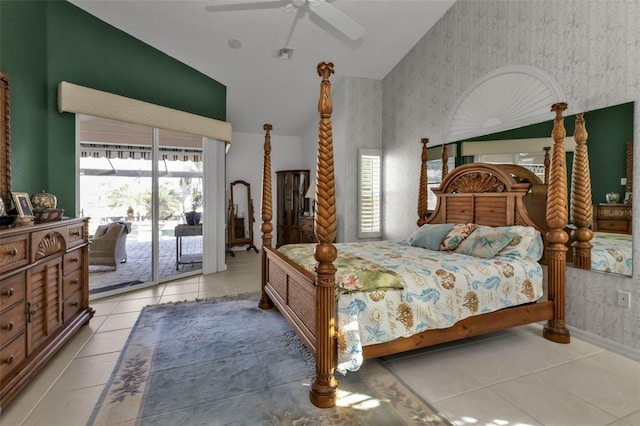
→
(4, 355, 14, 365)
(71, 301, 80, 307)
(4, 321, 14, 330)
(3, 288, 14, 297)
(72, 257, 80, 263)
(71, 230, 81, 237)
(72, 279, 79, 285)
(9, 248, 17, 257)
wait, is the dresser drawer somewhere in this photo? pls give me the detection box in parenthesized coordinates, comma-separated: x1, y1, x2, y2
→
(63, 250, 83, 275)
(299, 217, 314, 233)
(63, 269, 82, 300)
(1, 301, 26, 345)
(30, 228, 66, 262)
(0, 332, 26, 380)
(0, 273, 26, 312)
(63, 290, 83, 322)
(596, 219, 627, 233)
(0, 234, 29, 274)
(67, 224, 86, 247)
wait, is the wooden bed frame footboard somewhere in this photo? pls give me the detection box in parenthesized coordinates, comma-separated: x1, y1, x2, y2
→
(259, 62, 571, 408)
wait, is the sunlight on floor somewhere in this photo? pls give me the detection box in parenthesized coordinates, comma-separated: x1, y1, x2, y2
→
(336, 390, 382, 409)
(451, 415, 535, 426)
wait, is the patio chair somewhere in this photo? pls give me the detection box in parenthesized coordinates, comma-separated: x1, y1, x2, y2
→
(89, 221, 131, 269)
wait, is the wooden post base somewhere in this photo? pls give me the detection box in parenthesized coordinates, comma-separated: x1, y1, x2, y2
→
(309, 376, 338, 408)
(259, 250, 274, 309)
(543, 323, 571, 344)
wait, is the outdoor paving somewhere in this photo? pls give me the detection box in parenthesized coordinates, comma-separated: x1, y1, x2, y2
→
(89, 236, 203, 293)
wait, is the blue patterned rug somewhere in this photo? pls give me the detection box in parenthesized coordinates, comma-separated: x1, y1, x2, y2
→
(88, 293, 450, 425)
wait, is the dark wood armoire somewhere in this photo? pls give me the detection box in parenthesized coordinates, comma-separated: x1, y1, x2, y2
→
(276, 170, 309, 247)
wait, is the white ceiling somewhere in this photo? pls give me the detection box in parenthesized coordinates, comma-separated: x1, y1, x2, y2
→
(68, 0, 456, 136)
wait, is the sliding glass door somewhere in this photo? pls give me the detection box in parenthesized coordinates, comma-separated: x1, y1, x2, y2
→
(157, 129, 203, 279)
(78, 115, 204, 298)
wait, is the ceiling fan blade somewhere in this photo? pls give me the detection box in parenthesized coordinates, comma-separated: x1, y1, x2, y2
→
(308, 0, 364, 40)
(205, 0, 286, 13)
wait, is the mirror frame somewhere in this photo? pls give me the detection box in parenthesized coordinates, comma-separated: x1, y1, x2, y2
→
(227, 179, 258, 252)
(1, 71, 10, 211)
(455, 103, 634, 277)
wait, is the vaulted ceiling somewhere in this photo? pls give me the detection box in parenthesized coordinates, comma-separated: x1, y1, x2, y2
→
(69, 0, 456, 136)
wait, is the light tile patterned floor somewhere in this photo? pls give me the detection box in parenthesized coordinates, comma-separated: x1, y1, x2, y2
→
(1, 250, 639, 426)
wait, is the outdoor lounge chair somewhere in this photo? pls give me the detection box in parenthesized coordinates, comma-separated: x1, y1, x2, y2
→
(89, 221, 131, 269)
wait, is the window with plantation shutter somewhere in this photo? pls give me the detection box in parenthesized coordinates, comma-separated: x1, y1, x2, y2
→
(358, 149, 382, 238)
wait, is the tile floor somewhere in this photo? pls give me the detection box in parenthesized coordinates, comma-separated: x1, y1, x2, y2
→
(1, 250, 639, 426)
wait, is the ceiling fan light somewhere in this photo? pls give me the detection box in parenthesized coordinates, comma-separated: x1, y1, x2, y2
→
(278, 47, 294, 60)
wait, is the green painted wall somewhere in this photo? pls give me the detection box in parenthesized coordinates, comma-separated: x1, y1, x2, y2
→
(0, 1, 226, 213)
(457, 102, 634, 204)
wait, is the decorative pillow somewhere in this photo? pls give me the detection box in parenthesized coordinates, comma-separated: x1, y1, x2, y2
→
(494, 226, 544, 261)
(440, 223, 478, 251)
(408, 223, 455, 251)
(454, 226, 517, 259)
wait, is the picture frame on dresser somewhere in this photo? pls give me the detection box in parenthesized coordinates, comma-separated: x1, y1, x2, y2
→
(11, 192, 33, 217)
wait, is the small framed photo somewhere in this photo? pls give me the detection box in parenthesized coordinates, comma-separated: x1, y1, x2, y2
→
(12, 192, 34, 217)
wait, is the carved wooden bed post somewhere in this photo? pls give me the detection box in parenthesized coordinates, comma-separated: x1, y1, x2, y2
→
(259, 123, 274, 310)
(543, 102, 570, 344)
(543, 146, 551, 185)
(626, 141, 633, 194)
(570, 113, 593, 269)
(310, 62, 339, 408)
(441, 143, 449, 179)
(417, 138, 429, 227)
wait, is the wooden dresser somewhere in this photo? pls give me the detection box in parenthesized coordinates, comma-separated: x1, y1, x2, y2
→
(298, 216, 336, 244)
(592, 204, 632, 234)
(0, 217, 94, 409)
(298, 216, 316, 243)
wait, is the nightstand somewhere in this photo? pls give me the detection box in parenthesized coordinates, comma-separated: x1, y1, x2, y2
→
(299, 216, 316, 243)
(592, 203, 632, 234)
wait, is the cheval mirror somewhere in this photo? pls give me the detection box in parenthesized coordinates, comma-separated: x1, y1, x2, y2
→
(227, 180, 258, 255)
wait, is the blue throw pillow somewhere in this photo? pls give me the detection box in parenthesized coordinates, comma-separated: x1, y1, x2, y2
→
(455, 227, 517, 259)
(408, 223, 455, 251)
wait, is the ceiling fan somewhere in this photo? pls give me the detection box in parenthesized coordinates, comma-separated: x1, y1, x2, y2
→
(206, 0, 365, 52)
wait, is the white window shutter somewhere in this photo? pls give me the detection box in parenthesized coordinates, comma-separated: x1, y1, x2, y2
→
(358, 149, 382, 238)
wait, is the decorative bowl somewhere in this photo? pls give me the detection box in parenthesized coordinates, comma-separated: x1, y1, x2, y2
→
(33, 208, 65, 223)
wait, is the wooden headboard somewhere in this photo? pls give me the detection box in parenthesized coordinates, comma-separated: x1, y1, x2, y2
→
(426, 163, 544, 234)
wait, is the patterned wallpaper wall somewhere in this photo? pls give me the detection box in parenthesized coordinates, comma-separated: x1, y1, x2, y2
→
(342, 77, 383, 242)
(379, 0, 640, 356)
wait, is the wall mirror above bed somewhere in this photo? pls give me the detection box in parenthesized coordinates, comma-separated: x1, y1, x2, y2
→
(451, 101, 634, 276)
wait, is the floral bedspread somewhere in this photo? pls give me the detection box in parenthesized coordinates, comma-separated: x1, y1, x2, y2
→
(278, 244, 405, 294)
(591, 232, 633, 276)
(278, 240, 543, 373)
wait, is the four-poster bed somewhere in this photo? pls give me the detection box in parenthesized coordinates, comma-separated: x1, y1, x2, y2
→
(259, 62, 573, 408)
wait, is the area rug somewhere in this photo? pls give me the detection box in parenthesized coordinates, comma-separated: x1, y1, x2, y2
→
(88, 293, 450, 425)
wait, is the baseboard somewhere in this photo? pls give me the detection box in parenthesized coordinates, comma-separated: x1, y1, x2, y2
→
(567, 326, 640, 362)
